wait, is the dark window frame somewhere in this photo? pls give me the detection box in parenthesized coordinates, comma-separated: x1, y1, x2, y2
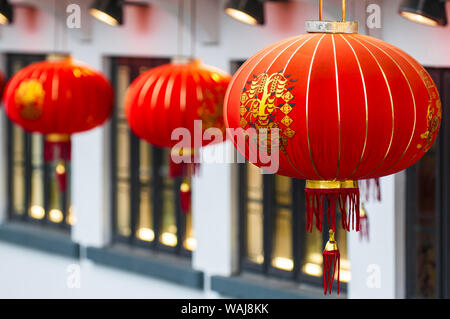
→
(406, 67, 450, 299)
(4, 53, 71, 230)
(109, 56, 192, 258)
(238, 163, 344, 288)
(232, 59, 348, 290)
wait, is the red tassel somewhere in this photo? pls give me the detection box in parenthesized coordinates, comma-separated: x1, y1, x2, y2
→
(305, 186, 360, 233)
(359, 203, 369, 242)
(361, 178, 381, 202)
(44, 136, 71, 192)
(323, 230, 340, 295)
(169, 148, 200, 178)
(180, 180, 191, 214)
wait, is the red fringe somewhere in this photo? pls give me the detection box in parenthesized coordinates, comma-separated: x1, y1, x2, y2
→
(323, 250, 340, 295)
(361, 178, 381, 202)
(44, 140, 71, 192)
(305, 188, 360, 233)
(44, 140, 71, 162)
(359, 214, 369, 242)
(180, 188, 191, 213)
(169, 157, 200, 178)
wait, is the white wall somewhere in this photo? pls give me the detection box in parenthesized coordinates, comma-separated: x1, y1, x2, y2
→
(0, 0, 445, 299)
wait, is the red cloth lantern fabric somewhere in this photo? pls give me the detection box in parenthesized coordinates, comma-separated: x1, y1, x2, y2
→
(3, 58, 114, 191)
(125, 58, 231, 175)
(126, 59, 231, 148)
(224, 31, 441, 293)
(4, 58, 113, 135)
(125, 58, 231, 213)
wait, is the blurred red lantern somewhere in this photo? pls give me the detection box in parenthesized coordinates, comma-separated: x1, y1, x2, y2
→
(3, 57, 114, 190)
(224, 18, 441, 293)
(125, 58, 231, 176)
(125, 58, 231, 213)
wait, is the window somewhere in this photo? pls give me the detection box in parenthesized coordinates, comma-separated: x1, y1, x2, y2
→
(5, 53, 73, 229)
(110, 57, 195, 256)
(232, 59, 349, 287)
(239, 163, 350, 285)
(406, 67, 450, 299)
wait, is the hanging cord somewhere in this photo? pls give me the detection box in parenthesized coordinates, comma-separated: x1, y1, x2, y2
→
(177, 0, 184, 57)
(53, 0, 59, 52)
(190, 0, 196, 58)
(319, 0, 346, 21)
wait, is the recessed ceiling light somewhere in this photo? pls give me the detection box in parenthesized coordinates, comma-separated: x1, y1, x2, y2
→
(0, 0, 13, 25)
(399, 0, 447, 26)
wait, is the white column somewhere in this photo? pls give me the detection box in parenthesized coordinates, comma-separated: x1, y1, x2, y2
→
(192, 141, 239, 286)
(71, 126, 111, 247)
(348, 173, 405, 298)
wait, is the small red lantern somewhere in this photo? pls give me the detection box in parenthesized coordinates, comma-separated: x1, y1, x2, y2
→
(3, 58, 114, 191)
(224, 6, 441, 293)
(125, 58, 231, 174)
(125, 58, 231, 212)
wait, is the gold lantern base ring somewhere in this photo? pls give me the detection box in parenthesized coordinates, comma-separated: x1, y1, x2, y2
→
(304, 179, 360, 234)
(305, 179, 358, 189)
(45, 133, 71, 143)
(306, 20, 358, 34)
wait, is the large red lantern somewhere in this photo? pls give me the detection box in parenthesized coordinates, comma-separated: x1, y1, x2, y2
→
(126, 58, 231, 175)
(3, 57, 114, 191)
(224, 5, 441, 293)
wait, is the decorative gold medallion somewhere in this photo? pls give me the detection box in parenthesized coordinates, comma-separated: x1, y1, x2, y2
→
(239, 71, 297, 154)
(14, 79, 45, 120)
(417, 70, 442, 152)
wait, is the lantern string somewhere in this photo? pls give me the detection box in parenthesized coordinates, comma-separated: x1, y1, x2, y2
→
(177, 0, 184, 57)
(190, 0, 197, 58)
(319, 0, 346, 22)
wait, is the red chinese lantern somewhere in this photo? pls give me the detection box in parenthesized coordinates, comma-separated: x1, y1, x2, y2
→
(125, 58, 231, 212)
(3, 58, 114, 191)
(224, 3, 441, 293)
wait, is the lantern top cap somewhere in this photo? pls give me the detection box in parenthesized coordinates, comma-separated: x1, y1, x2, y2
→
(46, 53, 71, 62)
(306, 20, 358, 34)
(171, 56, 201, 66)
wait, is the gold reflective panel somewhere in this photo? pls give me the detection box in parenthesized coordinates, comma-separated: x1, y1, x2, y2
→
(246, 201, 264, 264)
(139, 141, 152, 183)
(117, 181, 131, 237)
(13, 166, 25, 214)
(160, 149, 177, 247)
(271, 175, 293, 271)
(161, 187, 177, 247)
(303, 230, 323, 277)
(31, 134, 43, 166)
(136, 186, 153, 242)
(30, 169, 45, 220)
(66, 206, 75, 225)
(271, 209, 293, 271)
(117, 122, 130, 179)
(12, 126, 25, 214)
(246, 163, 264, 264)
(117, 65, 130, 119)
(184, 209, 196, 251)
(247, 163, 263, 200)
(47, 169, 61, 222)
(336, 218, 351, 282)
